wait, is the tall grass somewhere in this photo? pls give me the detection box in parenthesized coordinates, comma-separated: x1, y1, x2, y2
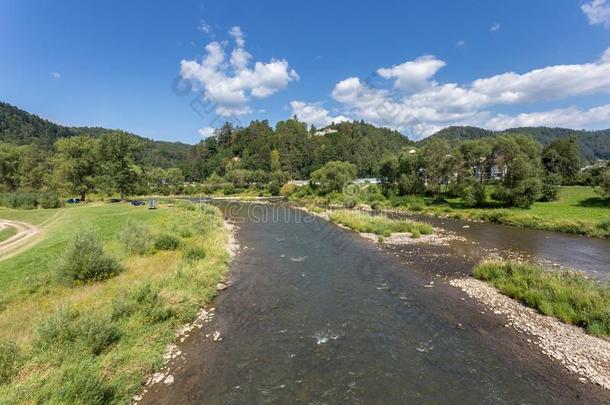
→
(0, 202, 229, 403)
(474, 260, 610, 336)
(329, 210, 432, 238)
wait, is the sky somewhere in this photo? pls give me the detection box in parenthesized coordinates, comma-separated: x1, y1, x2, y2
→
(1, 0, 610, 143)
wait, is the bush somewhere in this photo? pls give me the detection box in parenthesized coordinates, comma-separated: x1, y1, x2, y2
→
(111, 284, 173, 324)
(280, 183, 296, 197)
(329, 210, 432, 238)
(118, 222, 153, 255)
(79, 316, 121, 355)
(183, 244, 206, 261)
(0, 341, 21, 385)
(38, 192, 65, 209)
(34, 308, 79, 350)
(154, 234, 181, 251)
(54, 360, 115, 405)
(58, 229, 122, 284)
(0, 192, 38, 209)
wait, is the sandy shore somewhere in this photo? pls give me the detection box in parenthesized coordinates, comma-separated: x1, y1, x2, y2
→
(450, 277, 610, 390)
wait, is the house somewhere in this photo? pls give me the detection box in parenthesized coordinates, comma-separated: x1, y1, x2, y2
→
(314, 127, 338, 136)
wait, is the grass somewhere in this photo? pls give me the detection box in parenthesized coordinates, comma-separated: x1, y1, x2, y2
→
(474, 260, 610, 337)
(293, 186, 609, 238)
(0, 226, 17, 243)
(422, 186, 610, 238)
(0, 201, 229, 403)
(329, 210, 432, 238)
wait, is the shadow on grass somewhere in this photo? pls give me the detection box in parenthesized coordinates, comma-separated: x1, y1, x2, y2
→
(576, 197, 610, 208)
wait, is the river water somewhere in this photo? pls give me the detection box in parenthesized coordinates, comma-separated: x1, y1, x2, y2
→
(142, 202, 610, 404)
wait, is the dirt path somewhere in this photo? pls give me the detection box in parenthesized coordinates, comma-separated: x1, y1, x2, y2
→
(0, 220, 42, 262)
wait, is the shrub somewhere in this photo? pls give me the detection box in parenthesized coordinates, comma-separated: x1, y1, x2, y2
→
(154, 234, 181, 251)
(0, 192, 38, 209)
(280, 183, 296, 197)
(183, 244, 206, 261)
(118, 222, 153, 255)
(0, 341, 21, 385)
(38, 192, 65, 209)
(329, 210, 432, 238)
(58, 229, 122, 284)
(34, 308, 79, 351)
(53, 360, 115, 405)
(79, 316, 121, 355)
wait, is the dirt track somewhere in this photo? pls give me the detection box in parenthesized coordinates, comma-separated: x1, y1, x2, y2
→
(0, 220, 41, 262)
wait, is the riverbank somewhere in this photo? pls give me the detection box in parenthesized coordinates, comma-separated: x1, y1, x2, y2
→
(288, 186, 609, 238)
(0, 202, 231, 403)
(451, 276, 610, 389)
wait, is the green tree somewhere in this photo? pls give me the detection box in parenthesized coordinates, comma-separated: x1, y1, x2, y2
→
(598, 167, 610, 200)
(491, 135, 543, 208)
(420, 140, 460, 201)
(310, 161, 357, 195)
(18, 145, 51, 192)
(542, 137, 581, 184)
(54, 136, 100, 201)
(98, 132, 143, 199)
(270, 149, 281, 172)
(0, 143, 22, 192)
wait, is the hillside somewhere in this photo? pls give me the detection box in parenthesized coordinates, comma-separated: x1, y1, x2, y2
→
(424, 126, 610, 162)
(0, 101, 192, 168)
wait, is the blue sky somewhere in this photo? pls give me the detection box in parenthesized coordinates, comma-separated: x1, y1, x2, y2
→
(1, 0, 610, 143)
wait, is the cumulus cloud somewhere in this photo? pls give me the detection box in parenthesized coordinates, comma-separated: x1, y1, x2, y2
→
(456, 40, 466, 48)
(198, 127, 216, 138)
(180, 27, 299, 117)
(377, 55, 446, 92)
(582, 0, 610, 28)
(50, 72, 61, 80)
(311, 48, 610, 138)
(490, 22, 501, 32)
(289, 101, 350, 128)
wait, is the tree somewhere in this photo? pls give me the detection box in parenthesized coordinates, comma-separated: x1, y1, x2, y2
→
(98, 132, 143, 199)
(491, 135, 543, 208)
(0, 143, 22, 192)
(276, 118, 310, 178)
(542, 137, 581, 184)
(310, 161, 357, 195)
(18, 145, 52, 192)
(54, 136, 100, 201)
(270, 149, 281, 172)
(420, 140, 460, 201)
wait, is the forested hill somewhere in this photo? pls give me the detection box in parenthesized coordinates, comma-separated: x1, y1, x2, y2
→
(423, 126, 610, 162)
(0, 101, 192, 168)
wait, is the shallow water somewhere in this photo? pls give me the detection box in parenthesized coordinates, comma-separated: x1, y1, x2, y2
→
(142, 203, 609, 404)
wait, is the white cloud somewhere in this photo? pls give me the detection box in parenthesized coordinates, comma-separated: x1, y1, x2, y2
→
(485, 104, 610, 130)
(198, 127, 216, 138)
(582, 0, 610, 28)
(316, 48, 610, 138)
(180, 27, 299, 117)
(456, 40, 466, 48)
(198, 20, 214, 35)
(490, 22, 501, 32)
(289, 101, 350, 128)
(377, 55, 446, 92)
(50, 72, 61, 80)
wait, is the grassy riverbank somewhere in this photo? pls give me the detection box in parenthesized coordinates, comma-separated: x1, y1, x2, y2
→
(473, 261, 610, 337)
(329, 210, 432, 238)
(291, 186, 609, 238)
(0, 202, 229, 403)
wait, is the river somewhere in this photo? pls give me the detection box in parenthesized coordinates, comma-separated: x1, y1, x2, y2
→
(141, 202, 610, 404)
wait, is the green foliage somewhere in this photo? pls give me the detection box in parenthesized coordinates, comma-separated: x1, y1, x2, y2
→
(542, 137, 581, 184)
(329, 210, 432, 238)
(310, 161, 357, 195)
(0, 192, 38, 209)
(0, 341, 21, 385)
(474, 261, 610, 336)
(58, 229, 123, 284)
(183, 244, 207, 261)
(118, 221, 153, 255)
(53, 360, 116, 404)
(153, 234, 181, 251)
(598, 167, 610, 199)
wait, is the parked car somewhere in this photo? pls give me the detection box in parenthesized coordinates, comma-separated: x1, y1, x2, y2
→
(66, 198, 81, 204)
(131, 200, 145, 206)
